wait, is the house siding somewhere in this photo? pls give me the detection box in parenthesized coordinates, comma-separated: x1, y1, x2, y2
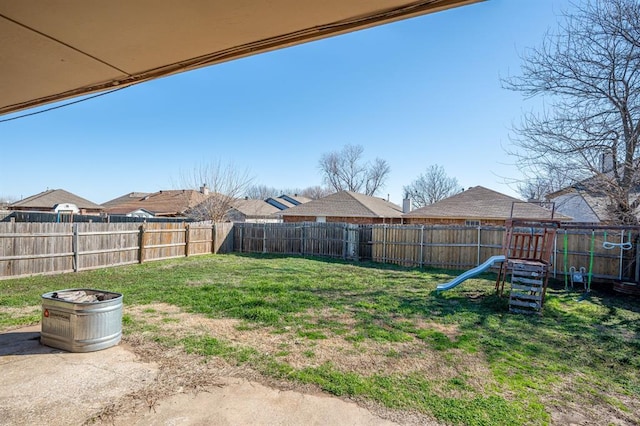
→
(403, 217, 505, 226)
(283, 216, 402, 225)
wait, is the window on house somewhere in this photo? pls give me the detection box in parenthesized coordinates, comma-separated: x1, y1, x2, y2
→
(316, 216, 326, 223)
(465, 220, 480, 227)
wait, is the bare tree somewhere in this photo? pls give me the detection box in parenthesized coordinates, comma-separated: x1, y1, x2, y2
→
(299, 185, 333, 200)
(177, 160, 254, 221)
(0, 194, 16, 208)
(503, 0, 640, 224)
(245, 185, 282, 199)
(318, 144, 390, 196)
(516, 165, 573, 201)
(245, 185, 327, 200)
(403, 164, 460, 208)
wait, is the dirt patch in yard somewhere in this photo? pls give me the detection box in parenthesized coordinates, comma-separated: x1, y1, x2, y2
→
(0, 305, 40, 317)
(127, 304, 497, 398)
(117, 304, 440, 425)
(121, 303, 639, 426)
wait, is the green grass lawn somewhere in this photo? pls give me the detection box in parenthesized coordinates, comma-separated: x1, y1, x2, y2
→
(1, 253, 639, 425)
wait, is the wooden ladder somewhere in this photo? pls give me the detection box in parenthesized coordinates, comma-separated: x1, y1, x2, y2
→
(508, 260, 548, 314)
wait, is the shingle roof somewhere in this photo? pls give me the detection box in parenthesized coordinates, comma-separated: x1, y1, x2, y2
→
(266, 198, 296, 210)
(231, 199, 280, 217)
(280, 191, 402, 218)
(404, 186, 570, 221)
(266, 195, 312, 210)
(101, 192, 151, 208)
(104, 190, 210, 216)
(280, 195, 312, 205)
(10, 189, 103, 210)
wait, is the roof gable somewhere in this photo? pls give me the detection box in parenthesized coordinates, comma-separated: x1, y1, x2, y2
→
(10, 189, 103, 210)
(101, 192, 151, 208)
(281, 191, 402, 218)
(405, 186, 566, 220)
(104, 189, 210, 216)
(231, 199, 280, 216)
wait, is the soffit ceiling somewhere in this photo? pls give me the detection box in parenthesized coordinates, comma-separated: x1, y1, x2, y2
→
(0, 0, 481, 116)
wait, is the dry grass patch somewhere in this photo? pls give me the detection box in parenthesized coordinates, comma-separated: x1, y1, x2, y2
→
(125, 304, 497, 399)
(0, 305, 40, 316)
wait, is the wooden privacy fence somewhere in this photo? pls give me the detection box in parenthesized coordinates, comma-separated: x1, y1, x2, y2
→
(371, 224, 639, 282)
(371, 225, 504, 269)
(0, 222, 234, 280)
(234, 222, 359, 259)
(234, 223, 639, 283)
(2, 221, 638, 283)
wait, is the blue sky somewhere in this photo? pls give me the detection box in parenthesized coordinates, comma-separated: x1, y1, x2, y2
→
(1, 0, 572, 205)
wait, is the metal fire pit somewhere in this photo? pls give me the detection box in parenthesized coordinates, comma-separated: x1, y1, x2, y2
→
(41, 289, 123, 352)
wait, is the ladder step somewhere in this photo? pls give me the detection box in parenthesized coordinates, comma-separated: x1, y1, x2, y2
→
(509, 307, 541, 315)
(509, 299, 541, 308)
(511, 277, 543, 286)
(510, 292, 543, 302)
(511, 283, 543, 292)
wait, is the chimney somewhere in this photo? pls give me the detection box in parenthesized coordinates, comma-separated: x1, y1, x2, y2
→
(200, 183, 209, 195)
(402, 198, 412, 214)
(600, 152, 614, 173)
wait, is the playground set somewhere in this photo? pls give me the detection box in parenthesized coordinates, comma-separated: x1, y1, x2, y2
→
(436, 208, 561, 313)
(437, 202, 638, 313)
(495, 217, 560, 313)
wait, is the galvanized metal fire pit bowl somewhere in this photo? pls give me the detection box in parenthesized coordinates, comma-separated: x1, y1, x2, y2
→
(41, 289, 123, 353)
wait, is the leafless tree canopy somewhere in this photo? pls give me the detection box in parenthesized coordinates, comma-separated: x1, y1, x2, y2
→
(299, 185, 333, 200)
(516, 165, 573, 201)
(403, 164, 460, 208)
(503, 0, 640, 224)
(177, 160, 254, 221)
(244, 184, 332, 200)
(318, 144, 390, 196)
(0, 194, 17, 206)
(244, 185, 287, 200)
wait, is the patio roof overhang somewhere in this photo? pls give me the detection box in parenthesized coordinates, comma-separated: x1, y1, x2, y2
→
(0, 0, 481, 116)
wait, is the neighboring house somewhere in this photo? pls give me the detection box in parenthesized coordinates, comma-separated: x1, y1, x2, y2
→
(103, 189, 211, 217)
(101, 192, 151, 210)
(266, 194, 312, 210)
(403, 186, 570, 226)
(545, 190, 606, 224)
(545, 159, 640, 224)
(546, 184, 640, 225)
(279, 191, 403, 224)
(9, 189, 104, 216)
(227, 199, 281, 223)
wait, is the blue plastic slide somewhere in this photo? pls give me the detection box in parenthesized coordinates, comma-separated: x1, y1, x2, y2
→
(436, 255, 506, 291)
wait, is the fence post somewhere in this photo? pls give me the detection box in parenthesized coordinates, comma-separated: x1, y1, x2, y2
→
(72, 223, 79, 272)
(301, 224, 305, 255)
(185, 224, 190, 257)
(343, 223, 348, 260)
(382, 224, 387, 264)
(553, 231, 558, 279)
(419, 226, 424, 268)
(477, 226, 481, 266)
(138, 225, 146, 263)
(263, 223, 267, 254)
(211, 223, 216, 254)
